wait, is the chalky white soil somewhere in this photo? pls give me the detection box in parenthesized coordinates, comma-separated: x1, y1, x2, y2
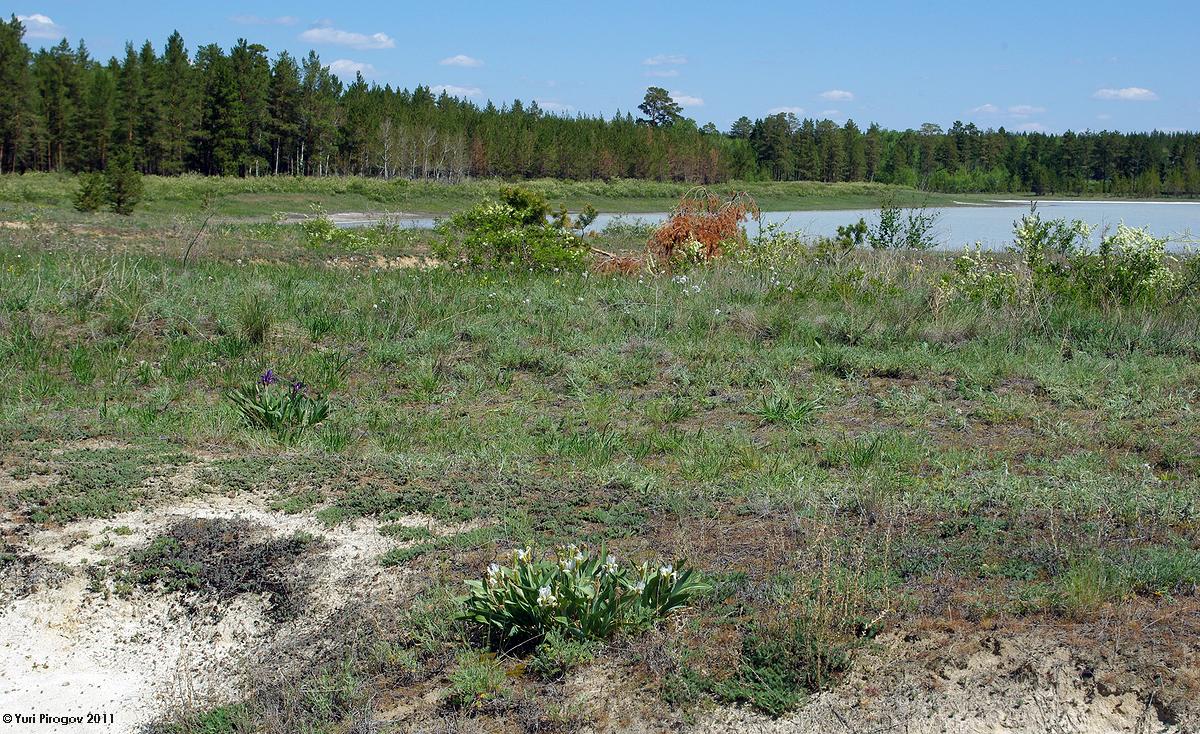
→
(0, 486, 462, 734)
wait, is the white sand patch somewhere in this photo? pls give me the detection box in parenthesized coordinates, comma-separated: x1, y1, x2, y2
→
(0, 491, 478, 733)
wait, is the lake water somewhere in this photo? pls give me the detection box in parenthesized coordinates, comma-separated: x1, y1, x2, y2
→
(590, 200, 1200, 252)
(344, 199, 1199, 251)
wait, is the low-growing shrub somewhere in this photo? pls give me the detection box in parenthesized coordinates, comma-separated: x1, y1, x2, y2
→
(226, 370, 330, 441)
(939, 245, 1026, 307)
(300, 204, 411, 250)
(73, 173, 107, 213)
(731, 220, 811, 269)
(116, 517, 321, 620)
(867, 199, 939, 250)
(434, 185, 588, 271)
(104, 153, 144, 215)
(1010, 205, 1180, 305)
(459, 544, 709, 649)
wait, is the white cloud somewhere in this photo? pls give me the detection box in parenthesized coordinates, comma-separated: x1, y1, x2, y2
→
(432, 84, 482, 97)
(819, 89, 854, 102)
(670, 91, 703, 107)
(1093, 87, 1158, 101)
(329, 59, 375, 77)
(643, 54, 687, 66)
(440, 54, 482, 68)
(230, 14, 299, 26)
(17, 13, 63, 39)
(1097, 113, 1113, 120)
(768, 106, 805, 115)
(820, 109, 841, 117)
(300, 24, 395, 50)
(1007, 104, 1046, 116)
(1017, 122, 1049, 132)
(645, 69, 680, 78)
(971, 103, 1000, 114)
(536, 100, 575, 113)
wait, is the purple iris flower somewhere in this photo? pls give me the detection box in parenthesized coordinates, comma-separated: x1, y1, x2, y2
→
(259, 369, 278, 386)
(291, 380, 306, 393)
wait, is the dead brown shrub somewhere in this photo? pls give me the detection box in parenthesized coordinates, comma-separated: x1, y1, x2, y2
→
(647, 188, 760, 268)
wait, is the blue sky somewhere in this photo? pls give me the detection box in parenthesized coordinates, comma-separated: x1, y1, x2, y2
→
(12, 1, 1199, 133)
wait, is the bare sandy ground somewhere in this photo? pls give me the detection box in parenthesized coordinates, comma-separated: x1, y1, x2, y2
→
(0, 489, 469, 734)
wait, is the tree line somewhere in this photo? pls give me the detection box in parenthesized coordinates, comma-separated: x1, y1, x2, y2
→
(1, 17, 1197, 196)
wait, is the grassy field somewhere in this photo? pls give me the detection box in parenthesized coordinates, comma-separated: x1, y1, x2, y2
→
(0, 173, 1008, 221)
(1, 210, 1199, 732)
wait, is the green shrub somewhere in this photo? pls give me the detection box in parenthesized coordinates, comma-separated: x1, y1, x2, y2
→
(226, 370, 330, 441)
(939, 245, 1025, 306)
(459, 544, 709, 647)
(867, 200, 939, 250)
(1070, 223, 1177, 303)
(1011, 205, 1179, 304)
(73, 173, 107, 212)
(1011, 204, 1091, 272)
(299, 204, 410, 250)
(434, 185, 588, 271)
(104, 154, 144, 215)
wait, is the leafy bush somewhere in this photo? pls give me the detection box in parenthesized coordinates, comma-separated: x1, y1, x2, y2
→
(459, 544, 709, 648)
(73, 173, 107, 213)
(1071, 223, 1177, 303)
(226, 370, 330, 441)
(300, 204, 409, 250)
(938, 245, 1025, 307)
(1010, 204, 1091, 271)
(1010, 205, 1179, 304)
(731, 221, 810, 269)
(867, 199, 939, 250)
(434, 185, 588, 271)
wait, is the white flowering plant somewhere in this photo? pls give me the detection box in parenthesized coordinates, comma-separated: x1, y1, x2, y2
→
(459, 544, 709, 647)
(1009, 205, 1179, 304)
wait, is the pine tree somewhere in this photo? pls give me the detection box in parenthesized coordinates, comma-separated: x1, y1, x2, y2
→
(0, 15, 35, 172)
(267, 51, 301, 174)
(113, 44, 142, 164)
(230, 39, 271, 175)
(195, 45, 245, 175)
(158, 31, 196, 174)
(79, 64, 115, 170)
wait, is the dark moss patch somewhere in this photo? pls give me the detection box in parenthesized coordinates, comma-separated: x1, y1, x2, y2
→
(117, 517, 323, 620)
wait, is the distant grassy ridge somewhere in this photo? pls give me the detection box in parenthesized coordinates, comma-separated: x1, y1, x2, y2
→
(0, 173, 989, 218)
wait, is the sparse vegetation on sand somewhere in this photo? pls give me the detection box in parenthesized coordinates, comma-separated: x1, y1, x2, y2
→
(0, 190, 1198, 733)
